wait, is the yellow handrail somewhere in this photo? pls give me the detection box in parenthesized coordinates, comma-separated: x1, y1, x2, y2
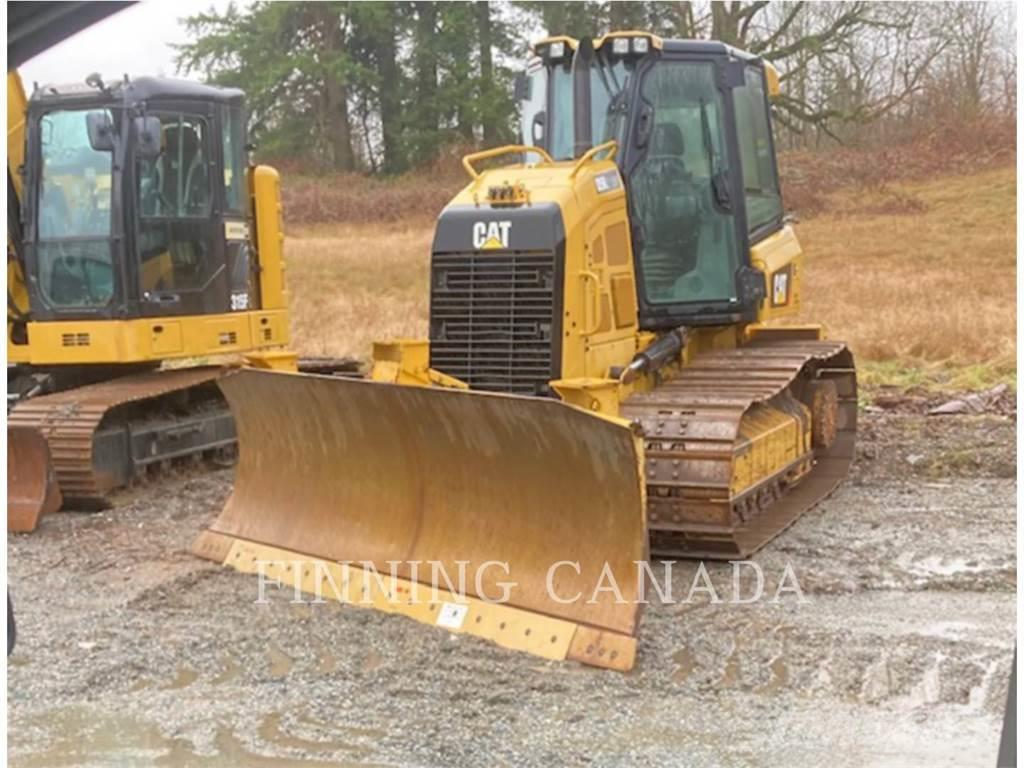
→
(568, 140, 619, 179)
(462, 145, 555, 180)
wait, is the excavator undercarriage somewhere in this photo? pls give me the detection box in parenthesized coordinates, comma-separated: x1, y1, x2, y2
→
(9, 368, 233, 509)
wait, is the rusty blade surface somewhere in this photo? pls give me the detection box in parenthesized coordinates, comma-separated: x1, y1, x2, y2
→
(7, 426, 62, 532)
(202, 369, 648, 636)
(8, 367, 224, 500)
(623, 339, 857, 559)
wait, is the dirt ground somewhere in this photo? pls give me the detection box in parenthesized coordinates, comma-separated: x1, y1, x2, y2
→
(6, 408, 1016, 767)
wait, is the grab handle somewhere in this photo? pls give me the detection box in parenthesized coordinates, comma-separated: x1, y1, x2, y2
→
(462, 145, 554, 180)
(569, 140, 619, 179)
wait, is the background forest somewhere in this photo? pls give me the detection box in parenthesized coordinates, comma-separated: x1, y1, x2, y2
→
(176, 1, 1017, 174)
(173, 1, 1016, 387)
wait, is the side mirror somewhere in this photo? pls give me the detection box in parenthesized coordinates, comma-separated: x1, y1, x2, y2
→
(86, 112, 115, 152)
(133, 116, 162, 160)
(531, 111, 545, 143)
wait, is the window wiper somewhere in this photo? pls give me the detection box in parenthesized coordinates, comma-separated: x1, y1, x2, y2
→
(592, 59, 623, 141)
(700, 99, 731, 211)
(593, 58, 615, 100)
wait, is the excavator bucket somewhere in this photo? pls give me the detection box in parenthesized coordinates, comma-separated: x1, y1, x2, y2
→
(195, 369, 648, 670)
(8, 426, 62, 533)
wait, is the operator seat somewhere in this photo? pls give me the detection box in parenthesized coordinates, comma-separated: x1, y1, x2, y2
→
(638, 122, 701, 300)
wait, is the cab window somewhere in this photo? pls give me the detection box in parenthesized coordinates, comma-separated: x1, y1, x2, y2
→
(549, 65, 574, 160)
(629, 61, 739, 306)
(519, 62, 547, 148)
(732, 67, 782, 236)
(137, 113, 211, 218)
(135, 113, 212, 295)
(36, 108, 115, 308)
(222, 105, 246, 213)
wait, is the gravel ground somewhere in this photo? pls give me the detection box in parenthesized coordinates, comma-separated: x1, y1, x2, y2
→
(7, 409, 1016, 767)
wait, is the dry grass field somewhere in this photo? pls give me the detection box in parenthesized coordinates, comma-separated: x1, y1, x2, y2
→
(283, 162, 1015, 392)
(285, 219, 433, 358)
(798, 164, 1016, 389)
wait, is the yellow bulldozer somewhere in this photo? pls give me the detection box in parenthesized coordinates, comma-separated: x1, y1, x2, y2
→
(6, 69, 299, 530)
(195, 32, 857, 671)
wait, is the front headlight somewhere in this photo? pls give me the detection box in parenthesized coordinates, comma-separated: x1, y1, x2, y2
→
(612, 37, 630, 55)
(632, 37, 650, 54)
(549, 41, 565, 59)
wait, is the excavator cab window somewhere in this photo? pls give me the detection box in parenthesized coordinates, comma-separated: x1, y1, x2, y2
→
(222, 104, 246, 213)
(36, 108, 116, 308)
(135, 112, 217, 306)
(137, 113, 211, 218)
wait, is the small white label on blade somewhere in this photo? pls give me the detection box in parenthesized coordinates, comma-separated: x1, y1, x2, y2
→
(436, 602, 469, 629)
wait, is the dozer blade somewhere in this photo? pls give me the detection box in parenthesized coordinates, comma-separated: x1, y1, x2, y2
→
(195, 369, 648, 671)
(8, 427, 62, 533)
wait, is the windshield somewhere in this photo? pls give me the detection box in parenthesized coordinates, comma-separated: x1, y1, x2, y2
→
(545, 55, 634, 161)
(36, 108, 115, 308)
(520, 52, 741, 309)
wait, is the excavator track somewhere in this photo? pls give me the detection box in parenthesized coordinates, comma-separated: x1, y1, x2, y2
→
(622, 337, 856, 559)
(8, 367, 234, 507)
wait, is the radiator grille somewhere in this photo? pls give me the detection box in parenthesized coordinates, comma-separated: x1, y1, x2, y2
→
(429, 251, 559, 395)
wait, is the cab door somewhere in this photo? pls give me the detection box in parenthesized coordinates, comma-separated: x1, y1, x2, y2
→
(132, 103, 229, 317)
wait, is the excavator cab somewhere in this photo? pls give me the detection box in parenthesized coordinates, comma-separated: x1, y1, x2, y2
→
(22, 78, 257, 322)
(518, 33, 783, 328)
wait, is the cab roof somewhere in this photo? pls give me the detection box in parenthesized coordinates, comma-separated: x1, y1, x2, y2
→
(532, 32, 760, 62)
(30, 76, 244, 106)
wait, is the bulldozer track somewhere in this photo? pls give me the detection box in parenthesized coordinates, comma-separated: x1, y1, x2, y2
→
(8, 367, 230, 505)
(622, 338, 856, 559)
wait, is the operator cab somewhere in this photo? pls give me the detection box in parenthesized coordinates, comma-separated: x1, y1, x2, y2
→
(518, 33, 784, 329)
(21, 76, 256, 321)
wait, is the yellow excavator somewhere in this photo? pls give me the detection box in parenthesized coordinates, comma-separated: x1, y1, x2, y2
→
(195, 32, 856, 671)
(7, 69, 298, 530)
